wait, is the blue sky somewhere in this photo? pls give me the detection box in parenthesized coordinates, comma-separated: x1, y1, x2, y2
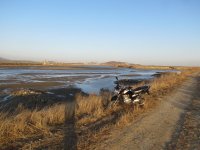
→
(0, 0, 200, 66)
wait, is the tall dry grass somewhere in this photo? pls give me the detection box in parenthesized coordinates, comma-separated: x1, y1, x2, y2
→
(0, 92, 111, 145)
(1, 68, 199, 146)
(76, 94, 104, 116)
(75, 94, 105, 125)
(75, 92, 120, 126)
(116, 70, 199, 127)
(0, 104, 65, 145)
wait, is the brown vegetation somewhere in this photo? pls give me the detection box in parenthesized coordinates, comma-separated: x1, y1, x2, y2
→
(0, 68, 199, 149)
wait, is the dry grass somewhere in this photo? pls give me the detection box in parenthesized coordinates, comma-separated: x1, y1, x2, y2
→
(116, 69, 200, 128)
(75, 92, 122, 126)
(0, 104, 65, 145)
(76, 94, 104, 117)
(0, 92, 111, 145)
(0, 68, 199, 147)
(151, 73, 184, 91)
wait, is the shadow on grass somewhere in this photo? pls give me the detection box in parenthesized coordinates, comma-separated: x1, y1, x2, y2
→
(64, 100, 77, 150)
(0, 87, 83, 114)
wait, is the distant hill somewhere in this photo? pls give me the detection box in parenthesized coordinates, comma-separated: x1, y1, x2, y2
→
(100, 61, 146, 68)
(101, 61, 129, 66)
(0, 57, 9, 61)
(0, 57, 41, 65)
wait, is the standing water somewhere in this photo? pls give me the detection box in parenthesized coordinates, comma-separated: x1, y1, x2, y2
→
(0, 66, 172, 94)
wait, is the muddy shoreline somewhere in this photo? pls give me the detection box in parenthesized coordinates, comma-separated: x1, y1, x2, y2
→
(0, 65, 169, 112)
(0, 66, 165, 93)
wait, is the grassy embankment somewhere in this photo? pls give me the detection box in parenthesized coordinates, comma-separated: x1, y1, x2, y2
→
(0, 68, 199, 148)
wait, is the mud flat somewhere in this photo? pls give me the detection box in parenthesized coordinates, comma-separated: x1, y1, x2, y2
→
(0, 66, 170, 98)
(0, 65, 177, 114)
(0, 66, 135, 111)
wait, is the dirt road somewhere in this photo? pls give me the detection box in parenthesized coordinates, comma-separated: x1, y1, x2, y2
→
(97, 73, 200, 150)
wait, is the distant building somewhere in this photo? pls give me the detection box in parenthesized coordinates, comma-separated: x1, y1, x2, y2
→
(43, 60, 49, 65)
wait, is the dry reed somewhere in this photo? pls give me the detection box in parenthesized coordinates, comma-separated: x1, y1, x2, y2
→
(0, 68, 199, 146)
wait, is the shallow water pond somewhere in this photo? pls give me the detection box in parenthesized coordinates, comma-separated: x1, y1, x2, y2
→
(0, 66, 172, 94)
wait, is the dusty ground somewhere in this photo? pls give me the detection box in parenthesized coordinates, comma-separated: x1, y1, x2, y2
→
(166, 73, 200, 150)
(96, 73, 200, 150)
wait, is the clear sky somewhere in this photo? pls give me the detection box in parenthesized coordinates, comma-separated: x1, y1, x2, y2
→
(0, 0, 200, 66)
